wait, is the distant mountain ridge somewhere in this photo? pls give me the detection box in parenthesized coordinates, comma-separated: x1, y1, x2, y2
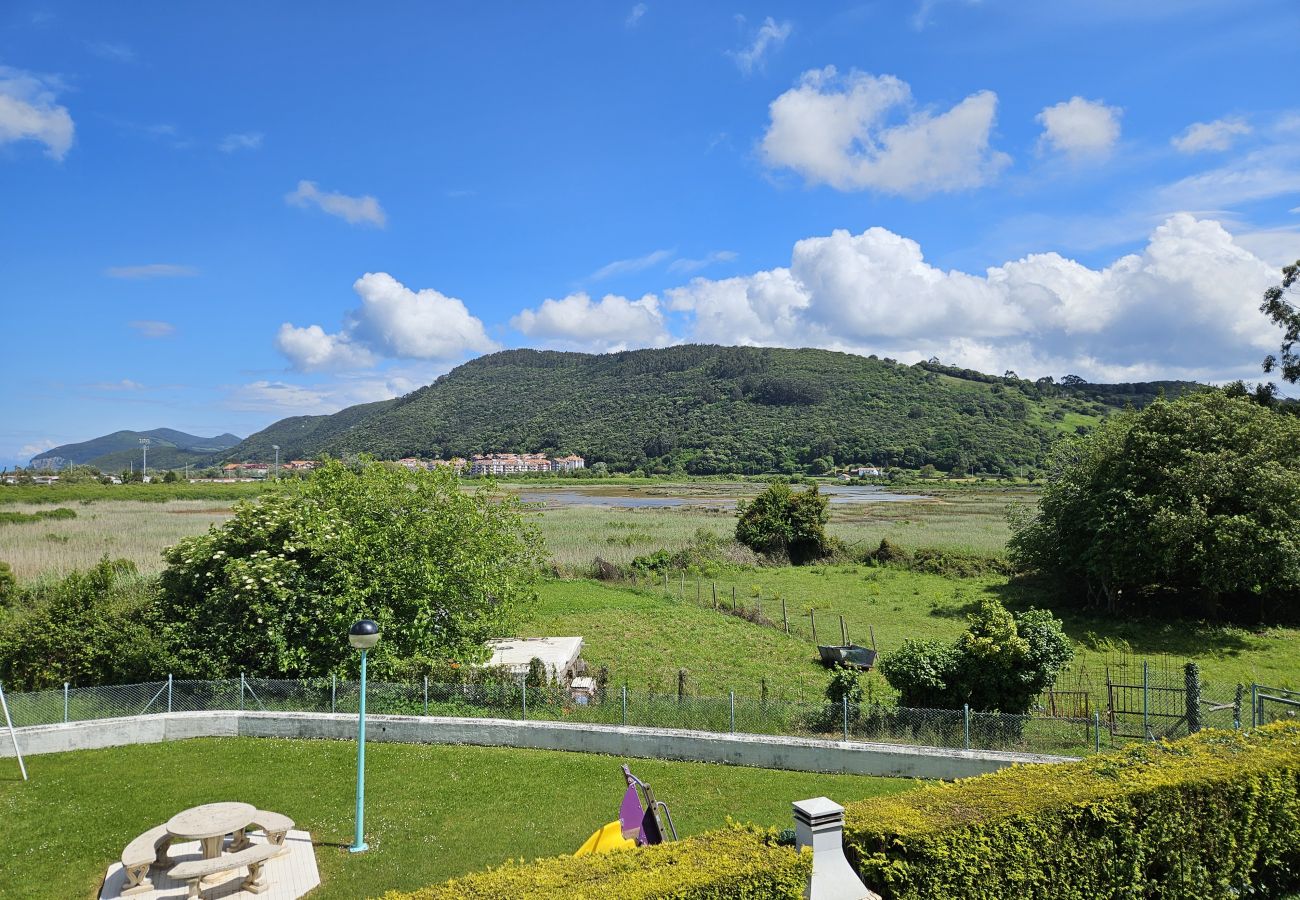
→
(224, 345, 1203, 476)
(31, 428, 242, 471)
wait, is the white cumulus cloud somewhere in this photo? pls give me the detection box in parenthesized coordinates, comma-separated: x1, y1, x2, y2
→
(285, 180, 386, 227)
(512, 292, 671, 352)
(666, 214, 1279, 384)
(0, 66, 74, 160)
(1172, 117, 1251, 154)
(761, 67, 1010, 195)
(277, 273, 497, 372)
(1037, 97, 1122, 160)
(626, 3, 647, 28)
(275, 324, 376, 372)
(730, 17, 792, 75)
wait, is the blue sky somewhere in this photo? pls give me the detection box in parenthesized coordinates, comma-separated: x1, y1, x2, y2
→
(3, 0, 1299, 465)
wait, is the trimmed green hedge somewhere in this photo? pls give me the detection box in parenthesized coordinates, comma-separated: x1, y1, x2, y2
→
(843, 721, 1300, 899)
(377, 826, 809, 900)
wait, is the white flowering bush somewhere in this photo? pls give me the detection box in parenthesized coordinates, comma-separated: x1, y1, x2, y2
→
(158, 458, 542, 677)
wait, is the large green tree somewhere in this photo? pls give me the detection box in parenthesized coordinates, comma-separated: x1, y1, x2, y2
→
(735, 480, 830, 564)
(158, 458, 543, 677)
(1261, 259, 1300, 384)
(1009, 391, 1300, 620)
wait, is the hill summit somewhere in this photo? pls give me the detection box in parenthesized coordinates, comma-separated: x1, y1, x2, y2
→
(226, 345, 1198, 476)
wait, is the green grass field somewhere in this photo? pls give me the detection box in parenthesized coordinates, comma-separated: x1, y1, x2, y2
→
(523, 580, 823, 699)
(542, 571, 1300, 704)
(0, 737, 915, 900)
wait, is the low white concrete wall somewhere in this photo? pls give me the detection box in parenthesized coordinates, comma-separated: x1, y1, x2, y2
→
(2, 710, 1075, 779)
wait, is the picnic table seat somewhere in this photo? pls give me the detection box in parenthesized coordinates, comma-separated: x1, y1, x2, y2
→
(168, 842, 278, 898)
(120, 824, 173, 896)
(229, 809, 295, 856)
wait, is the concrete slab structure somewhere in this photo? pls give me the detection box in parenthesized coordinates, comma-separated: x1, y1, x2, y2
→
(99, 830, 318, 900)
(486, 636, 583, 682)
(2, 711, 1076, 780)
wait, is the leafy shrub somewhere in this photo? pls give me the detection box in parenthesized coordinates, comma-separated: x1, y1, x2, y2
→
(880, 598, 1071, 713)
(157, 458, 543, 679)
(0, 557, 164, 690)
(844, 722, 1300, 899)
(735, 480, 830, 565)
(0, 561, 14, 605)
(630, 529, 756, 579)
(526, 656, 547, 688)
(379, 825, 809, 900)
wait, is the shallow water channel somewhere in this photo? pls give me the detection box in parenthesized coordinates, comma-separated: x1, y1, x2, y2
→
(511, 484, 928, 509)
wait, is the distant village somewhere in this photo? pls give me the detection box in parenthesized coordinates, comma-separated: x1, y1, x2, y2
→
(216, 452, 588, 479)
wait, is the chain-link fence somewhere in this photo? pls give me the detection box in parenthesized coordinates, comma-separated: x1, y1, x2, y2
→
(1253, 685, 1300, 727)
(11, 674, 1261, 758)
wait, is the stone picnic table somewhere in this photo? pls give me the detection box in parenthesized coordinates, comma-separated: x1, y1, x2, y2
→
(166, 801, 257, 864)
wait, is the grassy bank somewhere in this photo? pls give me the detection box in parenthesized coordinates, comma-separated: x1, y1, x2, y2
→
(523, 579, 823, 698)
(0, 737, 915, 900)
(553, 570, 1300, 702)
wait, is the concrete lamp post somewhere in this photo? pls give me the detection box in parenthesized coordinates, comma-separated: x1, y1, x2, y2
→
(348, 619, 380, 853)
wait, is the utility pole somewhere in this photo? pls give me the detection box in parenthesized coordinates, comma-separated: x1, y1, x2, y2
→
(139, 438, 150, 480)
(272, 444, 280, 480)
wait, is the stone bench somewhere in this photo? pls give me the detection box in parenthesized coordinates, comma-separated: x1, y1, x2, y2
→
(120, 824, 173, 896)
(228, 809, 295, 856)
(168, 843, 278, 898)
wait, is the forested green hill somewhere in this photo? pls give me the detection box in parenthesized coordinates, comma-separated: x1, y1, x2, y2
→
(32, 428, 242, 471)
(227, 346, 1200, 475)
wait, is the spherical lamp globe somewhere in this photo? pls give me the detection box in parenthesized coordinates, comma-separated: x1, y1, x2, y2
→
(348, 619, 380, 650)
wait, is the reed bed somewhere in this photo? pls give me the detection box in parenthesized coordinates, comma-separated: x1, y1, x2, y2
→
(0, 500, 233, 581)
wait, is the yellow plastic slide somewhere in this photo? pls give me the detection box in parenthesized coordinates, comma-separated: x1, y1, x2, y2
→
(574, 820, 636, 856)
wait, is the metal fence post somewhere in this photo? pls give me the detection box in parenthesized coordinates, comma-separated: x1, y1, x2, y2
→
(521, 676, 527, 719)
(63, 682, 69, 723)
(963, 704, 971, 750)
(782, 597, 788, 634)
(1094, 710, 1102, 753)
(1142, 660, 1150, 739)
(730, 690, 736, 733)
(331, 674, 337, 714)
(1251, 683, 1258, 728)
(842, 696, 849, 741)
(423, 676, 429, 716)
(622, 686, 628, 725)
(167, 674, 173, 714)
(239, 673, 245, 711)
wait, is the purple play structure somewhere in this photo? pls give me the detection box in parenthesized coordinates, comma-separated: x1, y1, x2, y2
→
(618, 764, 678, 845)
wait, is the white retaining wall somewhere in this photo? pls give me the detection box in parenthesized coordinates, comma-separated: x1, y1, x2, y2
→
(1, 710, 1076, 779)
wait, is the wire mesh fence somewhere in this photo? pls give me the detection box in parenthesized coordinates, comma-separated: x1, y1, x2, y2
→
(1, 674, 1259, 758)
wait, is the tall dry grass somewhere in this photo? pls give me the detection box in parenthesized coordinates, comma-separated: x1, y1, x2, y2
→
(0, 485, 1026, 582)
(0, 500, 234, 581)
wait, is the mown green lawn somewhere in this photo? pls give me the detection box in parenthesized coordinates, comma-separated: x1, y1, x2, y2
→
(0, 737, 915, 900)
